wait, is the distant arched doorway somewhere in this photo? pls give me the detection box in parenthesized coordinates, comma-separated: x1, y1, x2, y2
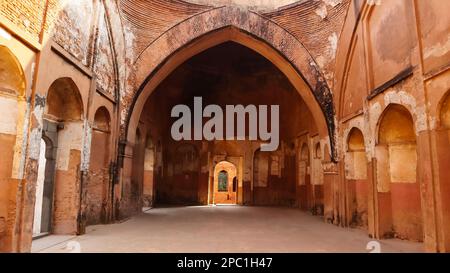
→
(143, 135, 156, 207)
(213, 161, 237, 205)
(298, 143, 311, 211)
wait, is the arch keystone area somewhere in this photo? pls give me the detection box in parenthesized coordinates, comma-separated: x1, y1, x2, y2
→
(125, 6, 338, 161)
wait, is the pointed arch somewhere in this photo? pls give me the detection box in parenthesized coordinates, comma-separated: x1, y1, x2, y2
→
(124, 7, 337, 161)
(46, 77, 83, 121)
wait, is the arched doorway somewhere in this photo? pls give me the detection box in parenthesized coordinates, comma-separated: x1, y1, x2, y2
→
(33, 135, 57, 237)
(0, 45, 26, 249)
(345, 128, 368, 229)
(375, 104, 423, 241)
(87, 106, 112, 225)
(213, 161, 237, 205)
(121, 9, 331, 214)
(143, 135, 156, 208)
(298, 143, 311, 211)
(39, 77, 84, 235)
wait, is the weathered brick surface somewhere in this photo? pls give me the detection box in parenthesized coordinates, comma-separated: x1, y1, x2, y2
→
(94, 9, 116, 98)
(264, 0, 351, 87)
(51, 1, 94, 65)
(0, 0, 46, 39)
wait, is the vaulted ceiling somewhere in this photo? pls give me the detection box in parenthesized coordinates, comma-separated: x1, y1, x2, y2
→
(118, 0, 351, 86)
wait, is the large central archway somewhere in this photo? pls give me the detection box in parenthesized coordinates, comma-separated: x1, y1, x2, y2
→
(124, 7, 336, 160)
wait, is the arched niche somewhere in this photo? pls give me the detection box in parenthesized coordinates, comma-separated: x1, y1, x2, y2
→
(376, 104, 423, 242)
(93, 106, 111, 132)
(0, 46, 26, 97)
(46, 77, 83, 122)
(345, 128, 367, 180)
(345, 127, 368, 229)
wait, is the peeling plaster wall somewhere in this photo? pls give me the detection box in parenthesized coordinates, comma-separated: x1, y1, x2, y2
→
(264, 0, 350, 86)
(0, 96, 19, 135)
(94, 7, 116, 99)
(51, 0, 94, 65)
(56, 122, 83, 171)
(27, 97, 45, 161)
(0, 0, 47, 40)
(416, 0, 450, 75)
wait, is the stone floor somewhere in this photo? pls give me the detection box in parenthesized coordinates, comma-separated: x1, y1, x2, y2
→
(32, 206, 424, 253)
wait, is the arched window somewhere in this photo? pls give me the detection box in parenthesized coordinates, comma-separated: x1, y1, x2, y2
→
(218, 171, 228, 192)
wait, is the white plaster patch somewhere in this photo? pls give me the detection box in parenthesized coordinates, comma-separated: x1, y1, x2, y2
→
(314, 33, 338, 70)
(414, 105, 428, 133)
(383, 90, 428, 134)
(144, 149, 155, 171)
(28, 104, 45, 160)
(368, 102, 382, 156)
(52, 0, 94, 65)
(121, 109, 127, 126)
(33, 139, 46, 235)
(384, 90, 416, 108)
(56, 122, 84, 171)
(424, 34, 450, 59)
(0, 97, 18, 135)
(315, 4, 328, 19)
(316, 55, 327, 69)
(12, 99, 31, 179)
(28, 128, 43, 161)
(323, 0, 343, 7)
(328, 32, 338, 59)
(0, 27, 12, 40)
(81, 120, 92, 172)
(367, 0, 381, 6)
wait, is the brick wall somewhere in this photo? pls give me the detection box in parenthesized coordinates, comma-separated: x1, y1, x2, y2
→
(0, 0, 46, 40)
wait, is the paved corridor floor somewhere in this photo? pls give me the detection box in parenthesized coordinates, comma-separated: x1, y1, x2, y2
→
(32, 206, 423, 253)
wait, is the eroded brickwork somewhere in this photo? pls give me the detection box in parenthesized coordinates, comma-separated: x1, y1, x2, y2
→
(1, 0, 46, 39)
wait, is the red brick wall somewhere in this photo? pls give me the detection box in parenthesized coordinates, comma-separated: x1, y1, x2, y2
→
(0, 0, 46, 39)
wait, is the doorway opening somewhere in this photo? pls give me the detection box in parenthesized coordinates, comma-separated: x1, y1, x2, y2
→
(33, 133, 57, 238)
(213, 161, 238, 205)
